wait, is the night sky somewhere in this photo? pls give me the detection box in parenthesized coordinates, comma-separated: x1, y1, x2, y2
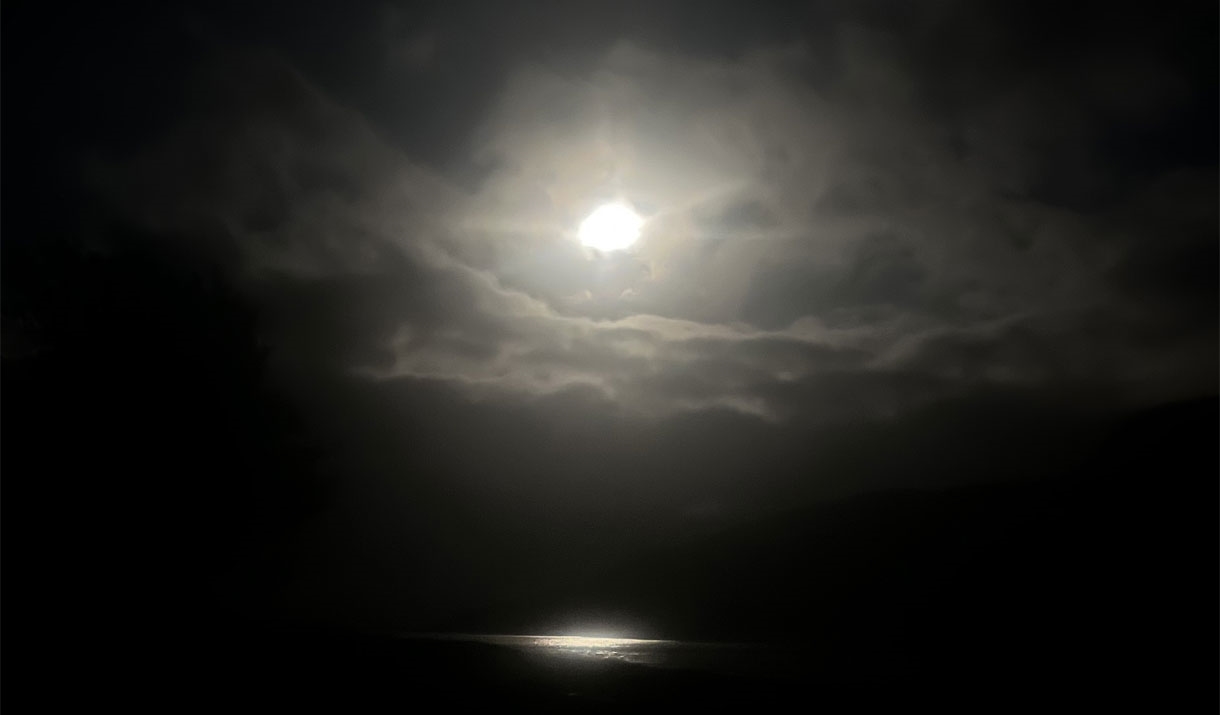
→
(3, 0, 1217, 708)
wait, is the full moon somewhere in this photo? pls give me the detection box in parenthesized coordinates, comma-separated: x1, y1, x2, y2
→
(578, 203, 643, 252)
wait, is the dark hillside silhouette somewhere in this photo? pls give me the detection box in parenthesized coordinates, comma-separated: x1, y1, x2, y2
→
(432, 397, 1218, 706)
(3, 229, 329, 703)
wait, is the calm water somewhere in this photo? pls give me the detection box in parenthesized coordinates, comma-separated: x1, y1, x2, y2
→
(409, 633, 803, 678)
(473, 634, 680, 666)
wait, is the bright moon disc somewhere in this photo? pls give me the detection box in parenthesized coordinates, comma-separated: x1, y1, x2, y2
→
(578, 203, 643, 251)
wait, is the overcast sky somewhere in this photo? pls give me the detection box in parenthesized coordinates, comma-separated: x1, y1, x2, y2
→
(5, 0, 1216, 632)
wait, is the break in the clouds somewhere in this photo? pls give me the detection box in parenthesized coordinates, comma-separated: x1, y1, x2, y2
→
(102, 3, 1215, 432)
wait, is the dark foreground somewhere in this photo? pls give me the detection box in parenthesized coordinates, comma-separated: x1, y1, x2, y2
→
(24, 621, 1204, 713)
(10, 396, 1216, 712)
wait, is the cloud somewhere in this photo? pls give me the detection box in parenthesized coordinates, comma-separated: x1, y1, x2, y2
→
(49, 4, 1211, 629)
(97, 5, 1214, 435)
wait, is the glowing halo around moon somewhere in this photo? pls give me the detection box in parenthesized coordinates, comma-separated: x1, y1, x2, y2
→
(578, 203, 644, 252)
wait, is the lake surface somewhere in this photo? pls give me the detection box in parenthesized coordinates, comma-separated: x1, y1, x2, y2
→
(405, 633, 806, 679)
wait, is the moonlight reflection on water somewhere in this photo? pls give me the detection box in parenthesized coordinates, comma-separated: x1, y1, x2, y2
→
(404, 633, 802, 679)
(481, 634, 678, 666)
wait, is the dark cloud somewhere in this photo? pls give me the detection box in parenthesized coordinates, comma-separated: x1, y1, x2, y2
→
(76, 0, 1211, 444)
(5, 0, 1214, 642)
